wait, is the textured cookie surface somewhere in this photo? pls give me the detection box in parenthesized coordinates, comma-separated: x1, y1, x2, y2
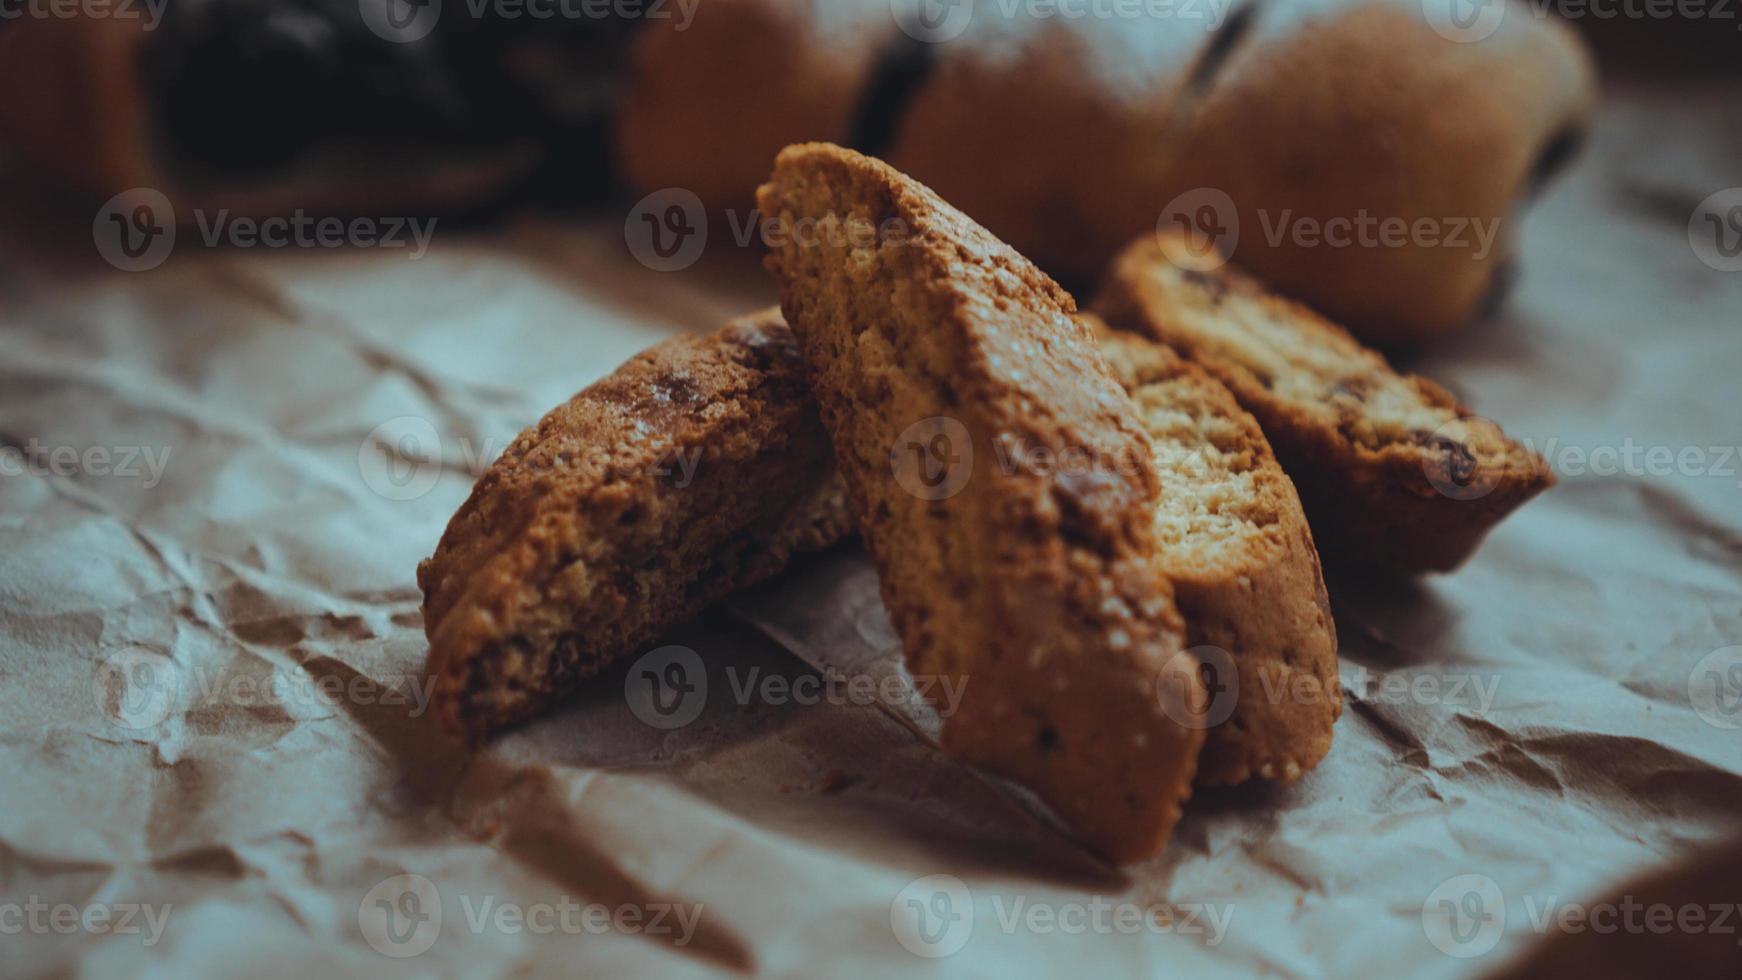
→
(1094, 233, 1554, 572)
(419, 309, 852, 739)
(759, 143, 1205, 863)
(1096, 320, 1340, 785)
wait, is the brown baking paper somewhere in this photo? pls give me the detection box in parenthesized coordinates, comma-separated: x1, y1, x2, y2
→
(2, 82, 1740, 979)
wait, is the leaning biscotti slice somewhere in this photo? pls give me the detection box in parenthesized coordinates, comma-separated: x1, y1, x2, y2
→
(758, 144, 1206, 863)
(1094, 319, 1340, 785)
(1093, 233, 1555, 572)
(419, 310, 853, 740)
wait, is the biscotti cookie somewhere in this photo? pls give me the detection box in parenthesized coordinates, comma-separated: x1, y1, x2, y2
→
(759, 143, 1206, 863)
(419, 309, 853, 740)
(1094, 232, 1555, 572)
(1095, 319, 1340, 785)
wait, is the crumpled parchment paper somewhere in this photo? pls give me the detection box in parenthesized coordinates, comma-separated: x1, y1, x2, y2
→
(1, 81, 1740, 979)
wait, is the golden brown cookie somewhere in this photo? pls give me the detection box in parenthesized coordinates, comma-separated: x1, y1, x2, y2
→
(419, 309, 852, 740)
(758, 143, 1206, 863)
(1096, 320, 1340, 785)
(1094, 232, 1555, 572)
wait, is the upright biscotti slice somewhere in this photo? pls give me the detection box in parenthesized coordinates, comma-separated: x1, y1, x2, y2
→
(758, 144, 1207, 863)
(419, 310, 853, 740)
(1094, 233, 1555, 572)
(1095, 320, 1340, 785)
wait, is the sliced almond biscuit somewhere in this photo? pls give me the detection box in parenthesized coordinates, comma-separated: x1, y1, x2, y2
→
(759, 143, 1206, 863)
(419, 309, 853, 740)
(1094, 232, 1554, 572)
(1095, 319, 1340, 785)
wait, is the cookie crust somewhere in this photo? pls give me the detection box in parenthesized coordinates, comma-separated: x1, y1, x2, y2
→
(419, 310, 852, 740)
(759, 143, 1206, 862)
(1094, 233, 1555, 572)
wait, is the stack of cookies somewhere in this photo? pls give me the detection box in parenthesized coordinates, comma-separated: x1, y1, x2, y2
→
(420, 145, 1552, 862)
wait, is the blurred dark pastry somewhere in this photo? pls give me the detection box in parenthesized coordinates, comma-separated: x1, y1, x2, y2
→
(0, 0, 1593, 342)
